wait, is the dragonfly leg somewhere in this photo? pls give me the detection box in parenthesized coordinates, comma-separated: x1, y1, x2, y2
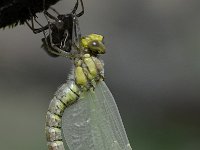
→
(25, 8, 48, 34)
(49, 7, 60, 15)
(44, 10, 59, 21)
(76, 0, 84, 17)
(71, 0, 84, 17)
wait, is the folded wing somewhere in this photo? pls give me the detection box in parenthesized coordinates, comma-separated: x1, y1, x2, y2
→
(62, 81, 132, 150)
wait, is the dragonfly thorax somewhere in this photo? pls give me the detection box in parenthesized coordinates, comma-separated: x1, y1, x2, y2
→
(74, 53, 104, 90)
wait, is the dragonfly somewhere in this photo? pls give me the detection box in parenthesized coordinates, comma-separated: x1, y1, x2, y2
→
(45, 34, 133, 150)
(43, 5, 133, 150)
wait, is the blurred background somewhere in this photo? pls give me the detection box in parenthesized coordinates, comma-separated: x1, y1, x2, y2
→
(1, 0, 200, 150)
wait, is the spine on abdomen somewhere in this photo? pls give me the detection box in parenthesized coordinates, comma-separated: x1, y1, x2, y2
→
(45, 80, 80, 150)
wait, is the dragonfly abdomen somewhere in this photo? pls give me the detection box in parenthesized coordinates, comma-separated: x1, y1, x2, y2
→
(45, 80, 81, 150)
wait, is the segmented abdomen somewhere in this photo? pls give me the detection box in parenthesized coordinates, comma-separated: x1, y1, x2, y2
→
(45, 80, 81, 150)
(45, 55, 104, 150)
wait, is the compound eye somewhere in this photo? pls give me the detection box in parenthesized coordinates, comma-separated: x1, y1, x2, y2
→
(91, 41, 99, 47)
(88, 40, 105, 54)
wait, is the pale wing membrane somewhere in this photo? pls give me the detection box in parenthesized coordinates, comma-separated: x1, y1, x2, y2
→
(95, 81, 132, 149)
(62, 90, 93, 149)
(62, 81, 132, 150)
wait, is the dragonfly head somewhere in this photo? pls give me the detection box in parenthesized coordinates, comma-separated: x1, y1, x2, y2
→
(81, 34, 106, 55)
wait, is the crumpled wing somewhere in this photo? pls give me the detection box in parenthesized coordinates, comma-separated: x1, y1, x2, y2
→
(62, 81, 132, 150)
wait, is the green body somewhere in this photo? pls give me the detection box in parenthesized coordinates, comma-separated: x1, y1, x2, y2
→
(45, 34, 132, 150)
(45, 34, 106, 150)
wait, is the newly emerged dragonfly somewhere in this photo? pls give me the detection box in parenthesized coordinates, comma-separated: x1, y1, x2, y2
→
(43, 7, 133, 150)
(45, 34, 133, 150)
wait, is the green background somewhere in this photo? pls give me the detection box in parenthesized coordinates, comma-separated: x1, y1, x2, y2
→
(0, 0, 200, 150)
